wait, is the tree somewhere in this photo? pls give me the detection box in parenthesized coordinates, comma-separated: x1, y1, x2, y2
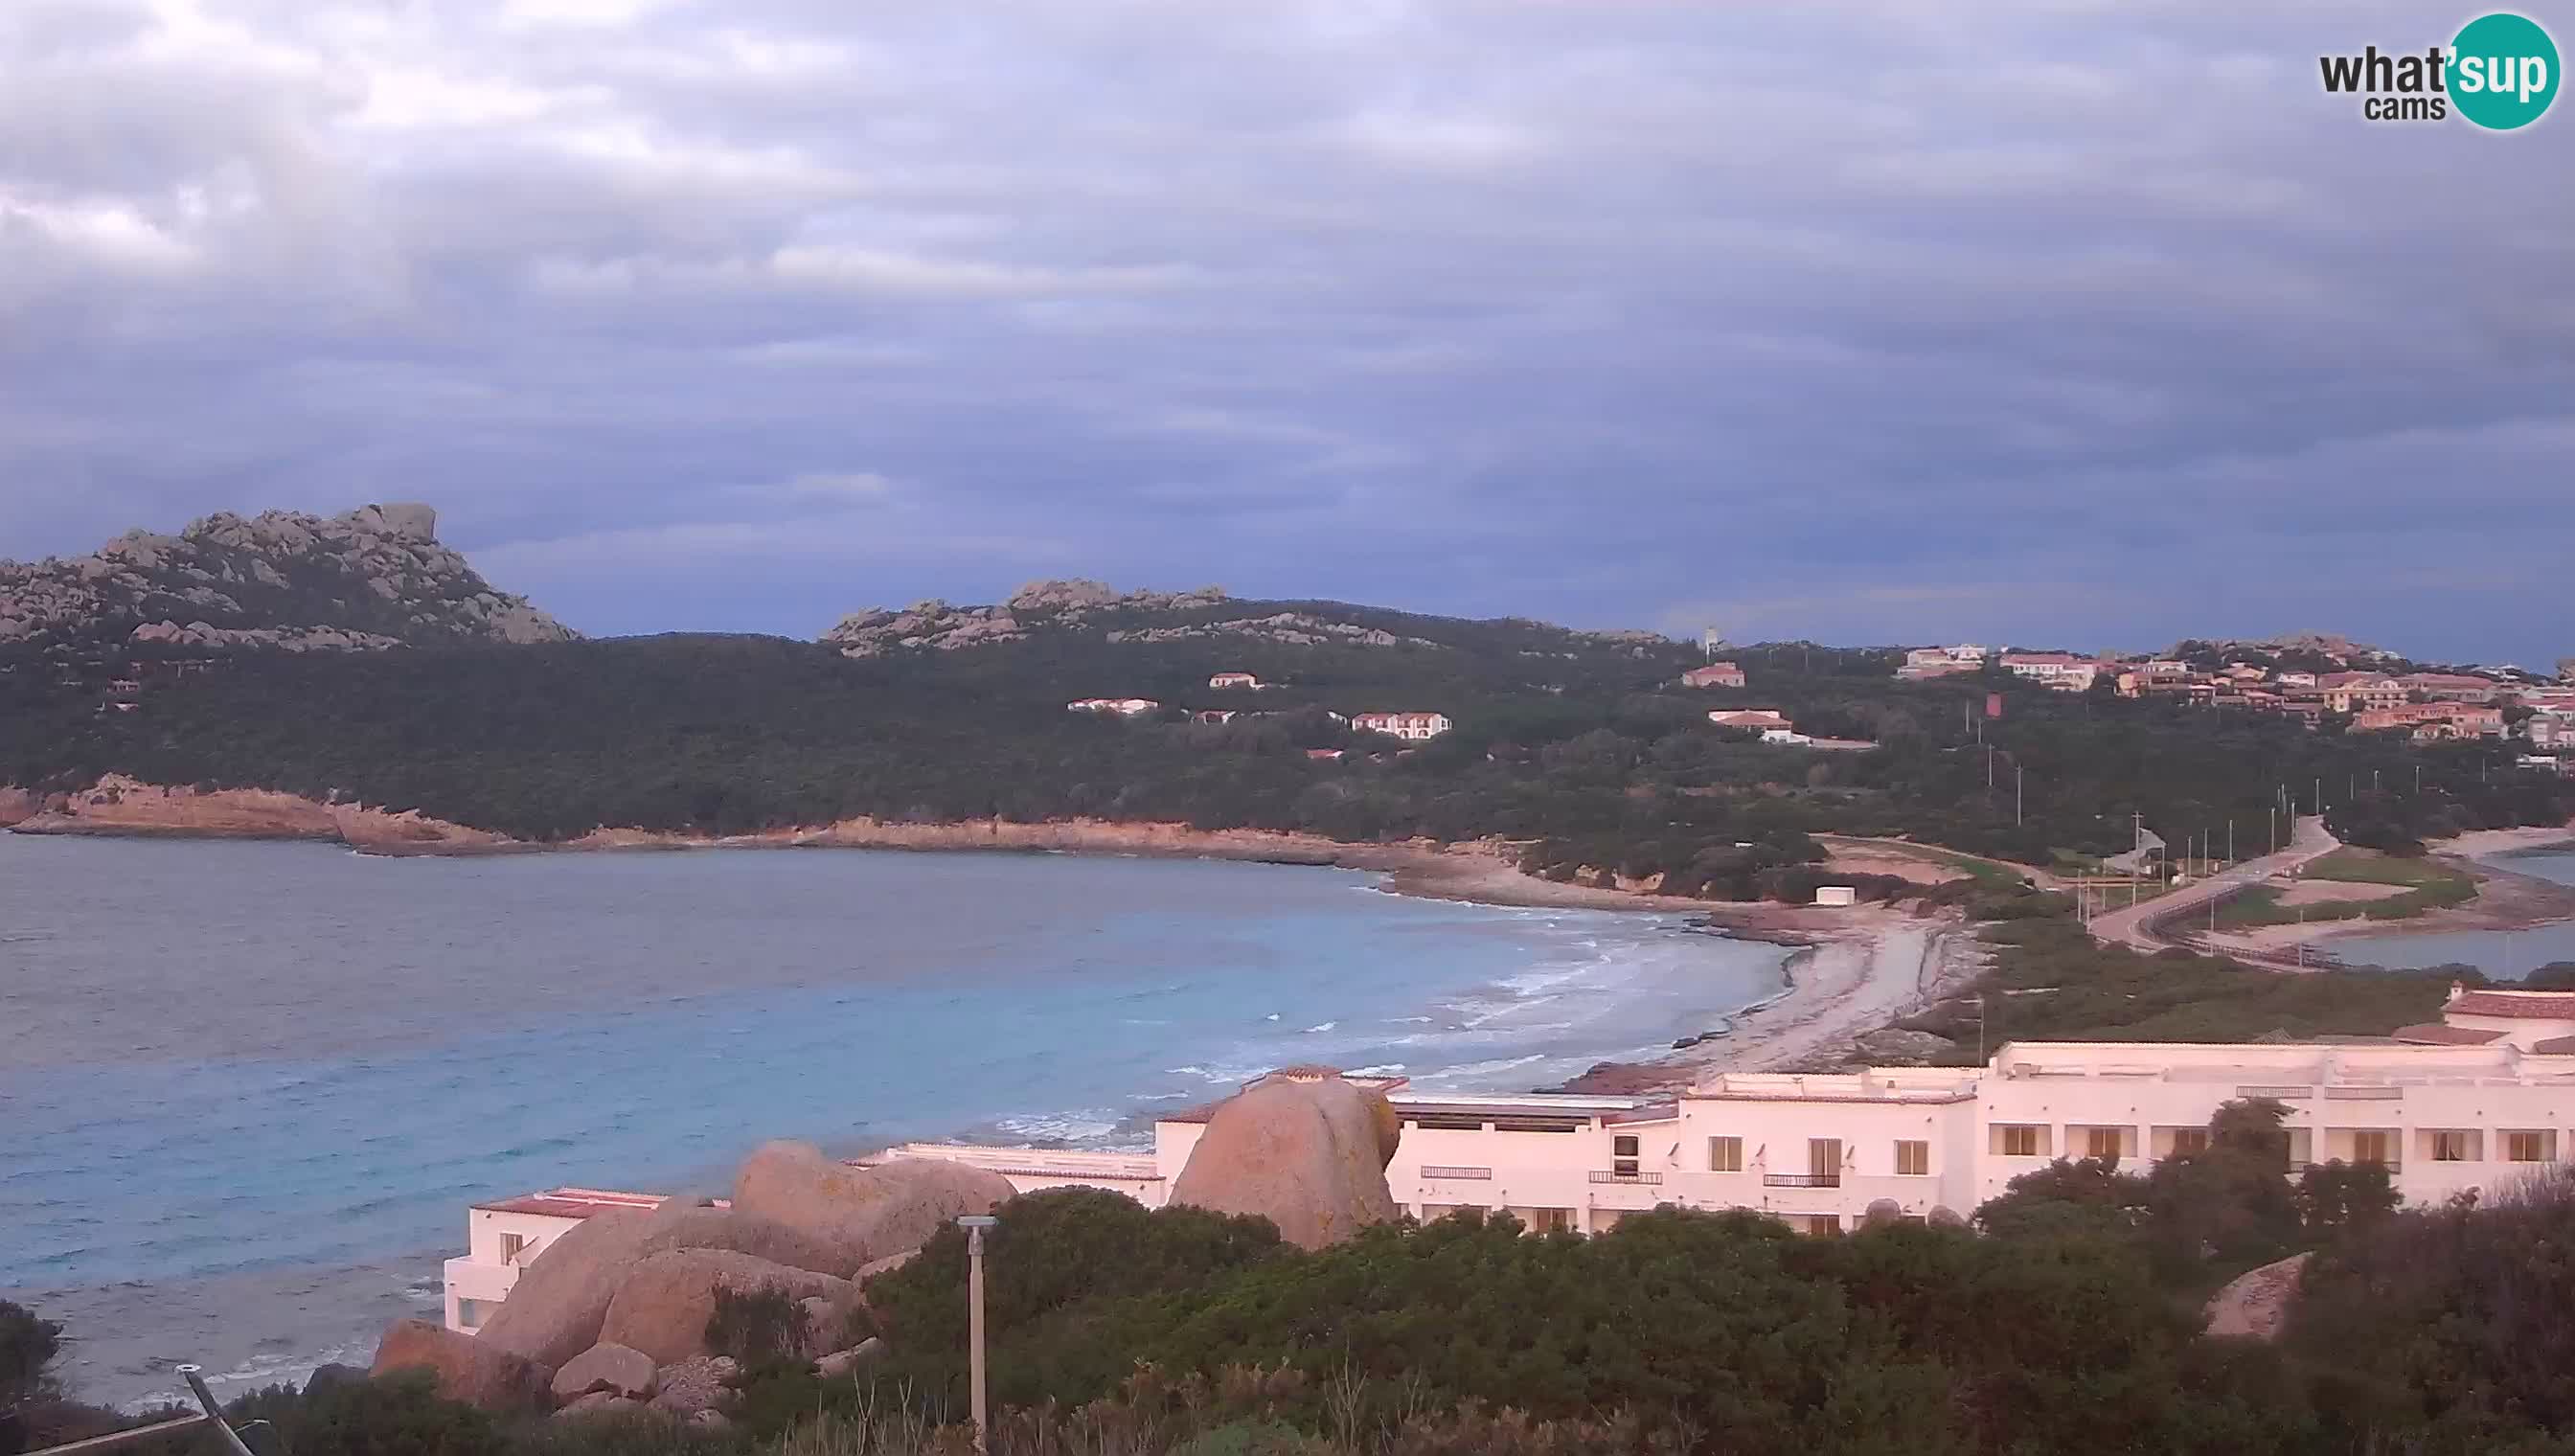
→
(2294, 1159, 2399, 1238)
(2142, 1099, 2302, 1278)
(0, 1301, 61, 1407)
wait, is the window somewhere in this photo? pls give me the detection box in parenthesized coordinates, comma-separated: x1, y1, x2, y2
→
(1802, 1215, 1841, 1237)
(2085, 1126, 2124, 1159)
(1809, 1138, 1842, 1184)
(499, 1233, 529, 1264)
(1526, 1208, 1574, 1235)
(1995, 1125, 2044, 1157)
(1709, 1136, 1743, 1172)
(2352, 1130, 2392, 1166)
(455, 1298, 499, 1331)
(2168, 1128, 2209, 1157)
(1894, 1140, 1929, 1175)
(1612, 1134, 1639, 1177)
(2507, 1130, 2555, 1164)
(2431, 1129, 2472, 1163)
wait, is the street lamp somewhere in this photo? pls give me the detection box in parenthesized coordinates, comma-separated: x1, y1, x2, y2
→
(957, 1216, 999, 1452)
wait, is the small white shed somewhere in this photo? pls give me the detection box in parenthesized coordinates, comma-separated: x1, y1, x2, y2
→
(1812, 885, 1857, 908)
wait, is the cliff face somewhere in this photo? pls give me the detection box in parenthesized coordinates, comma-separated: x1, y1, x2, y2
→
(0, 502, 575, 652)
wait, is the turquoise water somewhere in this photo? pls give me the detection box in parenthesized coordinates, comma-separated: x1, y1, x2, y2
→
(0, 835, 1787, 1406)
(2331, 849, 2575, 976)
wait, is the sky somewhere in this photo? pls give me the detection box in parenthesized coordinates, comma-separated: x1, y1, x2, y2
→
(1, 0, 2569, 664)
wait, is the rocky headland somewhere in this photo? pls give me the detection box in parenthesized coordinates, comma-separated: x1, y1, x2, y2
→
(0, 502, 573, 652)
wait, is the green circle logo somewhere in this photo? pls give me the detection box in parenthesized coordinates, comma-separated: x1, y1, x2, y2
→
(2451, 11, 2560, 129)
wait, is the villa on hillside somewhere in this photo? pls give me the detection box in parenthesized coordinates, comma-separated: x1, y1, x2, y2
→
(1897, 646, 1986, 681)
(2354, 703, 2507, 740)
(1067, 697, 1160, 717)
(1352, 711, 1450, 740)
(444, 988, 2575, 1334)
(1209, 672, 1263, 691)
(2000, 653, 2102, 693)
(1708, 709, 1792, 731)
(1679, 662, 1747, 689)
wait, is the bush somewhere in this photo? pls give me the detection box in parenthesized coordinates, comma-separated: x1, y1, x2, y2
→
(705, 1283, 810, 1364)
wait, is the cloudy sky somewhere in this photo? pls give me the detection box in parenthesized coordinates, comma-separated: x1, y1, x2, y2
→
(2, 0, 2568, 661)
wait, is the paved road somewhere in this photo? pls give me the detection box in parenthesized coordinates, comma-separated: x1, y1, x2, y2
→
(2084, 816, 2340, 955)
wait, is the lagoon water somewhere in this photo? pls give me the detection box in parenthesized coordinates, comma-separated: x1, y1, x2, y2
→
(0, 835, 1787, 1407)
(2332, 850, 2575, 976)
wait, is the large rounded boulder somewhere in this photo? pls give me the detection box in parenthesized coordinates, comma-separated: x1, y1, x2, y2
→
(471, 1207, 664, 1372)
(1167, 1075, 1400, 1249)
(598, 1248, 858, 1366)
(2204, 1251, 2312, 1340)
(474, 1196, 861, 1373)
(730, 1143, 1016, 1271)
(370, 1318, 552, 1414)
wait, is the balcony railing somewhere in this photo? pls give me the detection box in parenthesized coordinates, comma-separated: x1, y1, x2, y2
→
(1419, 1165, 1493, 1180)
(2326, 1085, 2404, 1100)
(1589, 1170, 1663, 1184)
(1762, 1172, 1841, 1188)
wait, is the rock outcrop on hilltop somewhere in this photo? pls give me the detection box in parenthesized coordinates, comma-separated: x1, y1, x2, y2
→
(0, 502, 574, 651)
(1167, 1071, 1401, 1249)
(819, 578, 1456, 655)
(821, 579, 1229, 655)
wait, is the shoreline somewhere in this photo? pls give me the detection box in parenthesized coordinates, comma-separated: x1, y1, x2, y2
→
(2195, 823, 2575, 963)
(5, 775, 1977, 1096)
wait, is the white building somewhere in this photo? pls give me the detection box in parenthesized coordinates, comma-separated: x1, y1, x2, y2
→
(885, 987, 2575, 1235)
(1351, 711, 1451, 740)
(444, 1188, 672, 1333)
(2000, 653, 2101, 692)
(1209, 673, 1262, 691)
(448, 991, 2575, 1334)
(1067, 697, 1160, 717)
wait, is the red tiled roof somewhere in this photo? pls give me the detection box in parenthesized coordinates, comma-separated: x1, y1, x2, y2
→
(473, 1189, 672, 1219)
(2391, 1023, 2505, 1045)
(2447, 990, 2575, 1019)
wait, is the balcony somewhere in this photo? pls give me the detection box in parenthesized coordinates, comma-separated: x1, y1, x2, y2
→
(1762, 1172, 1841, 1188)
(1419, 1165, 1493, 1180)
(1589, 1170, 1663, 1185)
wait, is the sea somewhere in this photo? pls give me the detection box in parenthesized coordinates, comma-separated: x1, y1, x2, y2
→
(0, 835, 1789, 1409)
(2331, 848, 2575, 976)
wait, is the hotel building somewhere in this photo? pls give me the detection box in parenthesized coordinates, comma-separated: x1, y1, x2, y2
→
(446, 988, 2575, 1331)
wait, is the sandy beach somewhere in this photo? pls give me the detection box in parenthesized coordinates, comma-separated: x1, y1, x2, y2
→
(6, 775, 1986, 1092)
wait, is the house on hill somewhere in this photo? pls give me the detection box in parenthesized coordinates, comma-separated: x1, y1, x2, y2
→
(1352, 711, 1451, 740)
(1679, 662, 1746, 689)
(1209, 671, 1263, 691)
(1068, 697, 1160, 717)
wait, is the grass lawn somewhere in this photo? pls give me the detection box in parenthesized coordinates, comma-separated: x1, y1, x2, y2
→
(1904, 917, 2454, 1058)
(2212, 849, 2478, 929)
(1826, 837, 2025, 886)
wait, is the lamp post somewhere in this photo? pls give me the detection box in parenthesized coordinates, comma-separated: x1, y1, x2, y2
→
(958, 1216, 998, 1452)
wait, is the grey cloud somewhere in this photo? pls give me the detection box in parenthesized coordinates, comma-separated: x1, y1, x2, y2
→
(0, 0, 2567, 661)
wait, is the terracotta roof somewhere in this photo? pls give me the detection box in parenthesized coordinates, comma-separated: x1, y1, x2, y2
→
(2391, 1023, 2505, 1045)
(473, 1189, 672, 1219)
(2447, 990, 2575, 1019)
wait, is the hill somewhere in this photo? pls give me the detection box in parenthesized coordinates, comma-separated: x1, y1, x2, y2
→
(2, 605, 2564, 893)
(0, 503, 574, 655)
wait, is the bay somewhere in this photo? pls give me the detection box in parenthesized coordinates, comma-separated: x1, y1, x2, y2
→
(0, 834, 1786, 1406)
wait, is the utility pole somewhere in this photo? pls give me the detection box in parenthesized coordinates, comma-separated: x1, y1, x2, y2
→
(959, 1215, 998, 1452)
